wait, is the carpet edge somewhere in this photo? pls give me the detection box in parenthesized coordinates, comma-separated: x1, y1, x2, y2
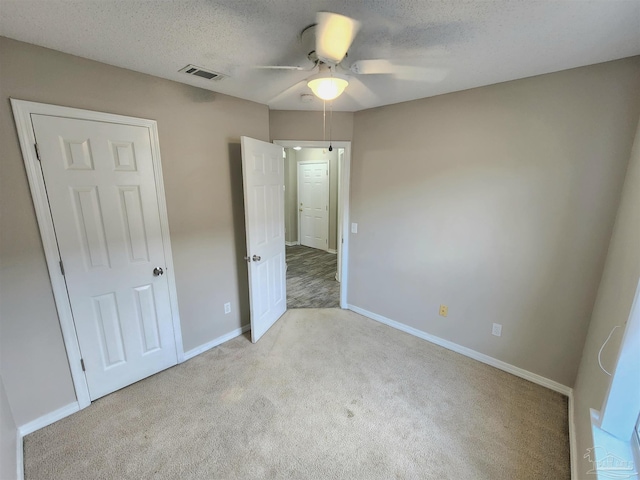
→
(183, 324, 251, 361)
(347, 304, 573, 396)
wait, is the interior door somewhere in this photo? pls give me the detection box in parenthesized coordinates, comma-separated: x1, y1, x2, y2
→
(31, 114, 178, 400)
(298, 162, 329, 250)
(240, 137, 287, 343)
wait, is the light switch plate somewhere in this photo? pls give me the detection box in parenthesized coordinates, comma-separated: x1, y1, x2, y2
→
(351, 223, 358, 234)
(492, 323, 502, 337)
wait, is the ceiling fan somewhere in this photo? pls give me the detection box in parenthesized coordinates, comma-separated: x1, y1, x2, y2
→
(259, 12, 446, 103)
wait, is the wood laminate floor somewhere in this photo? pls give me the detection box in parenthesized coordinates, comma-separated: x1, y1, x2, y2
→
(286, 245, 339, 308)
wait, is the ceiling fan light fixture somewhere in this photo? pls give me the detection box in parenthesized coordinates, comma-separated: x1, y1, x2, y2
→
(307, 74, 349, 101)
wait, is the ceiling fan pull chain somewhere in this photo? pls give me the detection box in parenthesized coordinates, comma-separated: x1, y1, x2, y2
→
(329, 101, 333, 152)
(323, 99, 326, 142)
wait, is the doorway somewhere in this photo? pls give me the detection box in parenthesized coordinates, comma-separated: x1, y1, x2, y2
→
(276, 141, 351, 310)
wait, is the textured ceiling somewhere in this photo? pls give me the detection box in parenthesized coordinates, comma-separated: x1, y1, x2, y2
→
(1, 0, 639, 112)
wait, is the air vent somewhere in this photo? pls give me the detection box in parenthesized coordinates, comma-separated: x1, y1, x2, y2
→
(179, 64, 226, 81)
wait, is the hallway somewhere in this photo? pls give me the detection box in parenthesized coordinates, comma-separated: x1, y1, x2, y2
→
(286, 245, 339, 308)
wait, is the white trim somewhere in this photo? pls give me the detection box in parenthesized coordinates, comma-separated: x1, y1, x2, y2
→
(598, 279, 640, 439)
(11, 99, 91, 409)
(338, 144, 351, 308)
(348, 304, 572, 396)
(285, 241, 300, 247)
(17, 401, 81, 478)
(275, 140, 351, 309)
(18, 401, 80, 437)
(10, 99, 184, 407)
(589, 411, 639, 480)
(569, 392, 578, 480)
(183, 324, 250, 361)
(296, 160, 330, 251)
(149, 120, 185, 363)
(17, 431, 23, 480)
(336, 148, 343, 283)
(632, 430, 640, 475)
(327, 249, 337, 254)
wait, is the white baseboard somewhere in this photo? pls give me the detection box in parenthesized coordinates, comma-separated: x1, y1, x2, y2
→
(285, 241, 299, 247)
(347, 304, 572, 396)
(13, 324, 251, 476)
(16, 430, 23, 480)
(183, 324, 250, 361)
(568, 392, 578, 480)
(18, 401, 80, 437)
(327, 249, 337, 254)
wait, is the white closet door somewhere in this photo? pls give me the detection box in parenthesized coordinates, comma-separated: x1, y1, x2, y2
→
(32, 114, 178, 400)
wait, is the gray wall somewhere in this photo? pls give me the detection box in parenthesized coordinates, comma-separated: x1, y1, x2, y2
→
(572, 120, 640, 477)
(284, 148, 339, 251)
(0, 37, 269, 426)
(349, 57, 640, 387)
(0, 376, 18, 480)
(270, 110, 354, 141)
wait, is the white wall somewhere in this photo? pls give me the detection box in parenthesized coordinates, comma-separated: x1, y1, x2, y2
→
(572, 119, 640, 477)
(349, 57, 640, 387)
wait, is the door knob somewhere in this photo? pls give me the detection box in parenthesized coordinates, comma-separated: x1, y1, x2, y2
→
(252, 255, 261, 262)
(243, 256, 251, 262)
(153, 267, 164, 276)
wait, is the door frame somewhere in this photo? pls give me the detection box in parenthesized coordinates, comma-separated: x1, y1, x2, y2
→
(296, 160, 330, 252)
(11, 99, 184, 410)
(275, 140, 351, 309)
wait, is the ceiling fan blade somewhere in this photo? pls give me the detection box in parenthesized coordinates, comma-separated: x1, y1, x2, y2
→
(315, 12, 361, 65)
(350, 59, 448, 82)
(349, 59, 395, 75)
(345, 77, 381, 108)
(267, 79, 310, 104)
(255, 65, 310, 71)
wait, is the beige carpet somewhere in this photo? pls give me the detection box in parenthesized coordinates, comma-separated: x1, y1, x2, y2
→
(24, 309, 570, 479)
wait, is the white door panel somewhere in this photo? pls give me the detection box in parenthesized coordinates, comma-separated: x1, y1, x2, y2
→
(298, 162, 329, 250)
(241, 137, 286, 343)
(32, 114, 178, 400)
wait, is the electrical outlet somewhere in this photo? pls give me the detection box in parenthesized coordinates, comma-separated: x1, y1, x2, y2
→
(351, 223, 358, 234)
(224, 302, 231, 314)
(439, 305, 448, 317)
(492, 323, 502, 337)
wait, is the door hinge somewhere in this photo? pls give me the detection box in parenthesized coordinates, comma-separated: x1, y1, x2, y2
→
(80, 358, 86, 371)
(59, 260, 65, 276)
(34, 143, 41, 161)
